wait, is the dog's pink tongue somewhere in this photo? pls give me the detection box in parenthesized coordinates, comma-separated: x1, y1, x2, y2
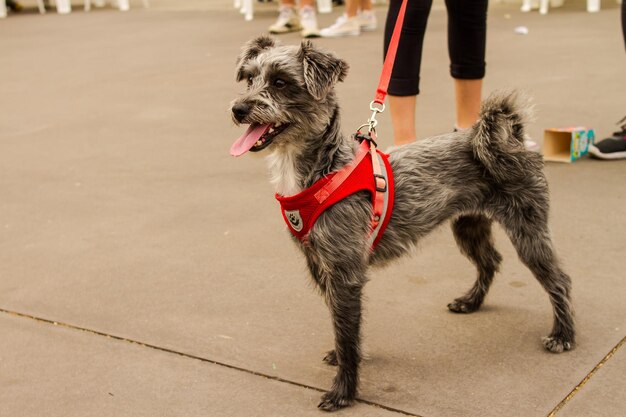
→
(230, 124, 271, 156)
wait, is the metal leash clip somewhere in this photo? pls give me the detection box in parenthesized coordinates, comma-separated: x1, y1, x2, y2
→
(367, 100, 385, 133)
(353, 100, 385, 146)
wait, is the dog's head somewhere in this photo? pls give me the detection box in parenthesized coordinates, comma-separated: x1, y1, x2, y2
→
(230, 36, 349, 156)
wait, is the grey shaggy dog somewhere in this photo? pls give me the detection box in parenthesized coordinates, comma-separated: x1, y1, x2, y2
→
(230, 36, 575, 411)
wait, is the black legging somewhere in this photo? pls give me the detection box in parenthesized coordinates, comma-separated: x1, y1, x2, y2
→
(384, 0, 488, 96)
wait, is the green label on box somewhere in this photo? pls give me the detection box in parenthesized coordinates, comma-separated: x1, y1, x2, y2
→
(570, 129, 595, 161)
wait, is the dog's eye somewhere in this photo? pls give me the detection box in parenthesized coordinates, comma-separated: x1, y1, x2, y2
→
(274, 78, 287, 89)
(247, 75, 254, 86)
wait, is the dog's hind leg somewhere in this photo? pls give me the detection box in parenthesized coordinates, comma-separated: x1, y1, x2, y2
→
(501, 217, 575, 353)
(448, 215, 502, 313)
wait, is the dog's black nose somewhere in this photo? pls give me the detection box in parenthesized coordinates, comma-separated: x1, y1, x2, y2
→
(232, 103, 251, 123)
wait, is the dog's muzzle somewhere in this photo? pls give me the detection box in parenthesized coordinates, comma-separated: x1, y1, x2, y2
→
(232, 102, 251, 123)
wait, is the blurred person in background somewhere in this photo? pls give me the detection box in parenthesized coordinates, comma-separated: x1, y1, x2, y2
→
(383, 0, 491, 146)
(589, 2, 626, 160)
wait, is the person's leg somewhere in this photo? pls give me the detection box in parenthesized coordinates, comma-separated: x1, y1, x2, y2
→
(345, 0, 359, 17)
(445, 0, 488, 129)
(454, 79, 482, 129)
(385, 0, 433, 145)
(389, 95, 417, 145)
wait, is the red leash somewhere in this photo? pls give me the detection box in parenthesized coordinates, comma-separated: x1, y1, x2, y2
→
(356, 0, 408, 232)
(374, 0, 409, 106)
(318, 0, 409, 236)
(361, 0, 408, 136)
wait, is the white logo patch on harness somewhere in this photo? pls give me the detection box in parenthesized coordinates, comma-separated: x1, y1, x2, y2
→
(284, 210, 303, 232)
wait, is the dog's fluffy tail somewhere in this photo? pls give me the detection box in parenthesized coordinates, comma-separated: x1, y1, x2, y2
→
(471, 90, 535, 182)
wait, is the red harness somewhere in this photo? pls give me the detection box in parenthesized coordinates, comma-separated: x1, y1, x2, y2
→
(275, 138, 394, 250)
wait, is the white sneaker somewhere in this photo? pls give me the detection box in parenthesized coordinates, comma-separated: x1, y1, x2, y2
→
(320, 14, 360, 38)
(300, 6, 321, 38)
(269, 6, 301, 34)
(358, 10, 377, 31)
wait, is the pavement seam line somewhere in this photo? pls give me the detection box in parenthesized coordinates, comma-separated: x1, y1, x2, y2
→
(0, 307, 423, 417)
(546, 335, 626, 417)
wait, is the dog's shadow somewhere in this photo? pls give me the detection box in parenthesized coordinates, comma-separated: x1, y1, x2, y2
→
(362, 302, 548, 368)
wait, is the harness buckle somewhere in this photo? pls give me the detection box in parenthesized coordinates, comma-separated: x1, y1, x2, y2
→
(353, 131, 378, 148)
(373, 174, 387, 192)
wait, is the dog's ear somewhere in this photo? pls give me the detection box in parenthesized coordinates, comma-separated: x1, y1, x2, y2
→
(236, 36, 276, 82)
(299, 41, 349, 101)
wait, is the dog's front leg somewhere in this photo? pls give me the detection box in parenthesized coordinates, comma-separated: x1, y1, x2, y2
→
(318, 270, 364, 411)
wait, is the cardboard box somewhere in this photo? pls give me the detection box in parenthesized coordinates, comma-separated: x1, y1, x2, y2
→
(543, 127, 595, 163)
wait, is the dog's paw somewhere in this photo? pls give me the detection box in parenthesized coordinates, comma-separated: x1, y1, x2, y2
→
(318, 390, 353, 412)
(447, 298, 480, 314)
(322, 350, 338, 366)
(542, 336, 573, 353)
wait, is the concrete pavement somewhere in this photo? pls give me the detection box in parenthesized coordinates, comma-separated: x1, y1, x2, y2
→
(0, 2, 624, 416)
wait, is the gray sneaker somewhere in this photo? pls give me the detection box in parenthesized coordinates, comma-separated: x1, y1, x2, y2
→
(269, 6, 302, 34)
(300, 6, 320, 38)
(358, 10, 377, 31)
